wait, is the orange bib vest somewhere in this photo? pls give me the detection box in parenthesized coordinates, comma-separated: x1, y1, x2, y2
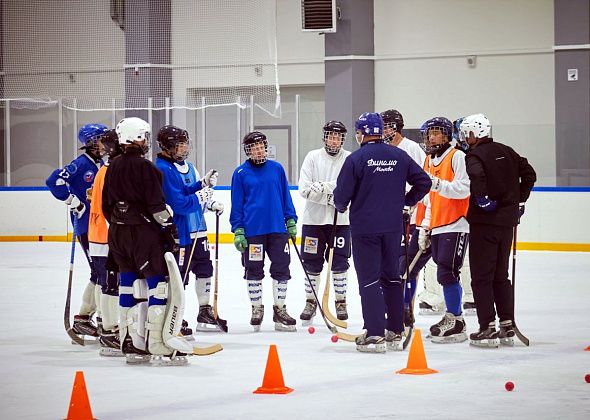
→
(88, 165, 108, 245)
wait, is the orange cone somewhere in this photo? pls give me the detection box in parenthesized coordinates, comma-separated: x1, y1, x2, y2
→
(65, 371, 95, 420)
(253, 344, 294, 394)
(585, 345, 590, 351)
(396, 329, 438, 375)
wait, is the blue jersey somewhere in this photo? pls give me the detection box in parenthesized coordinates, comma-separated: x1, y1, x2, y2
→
(334, 140, 430, 236)
(46, 153, 103, 234)
(230, 160, 297, 236)
(155, 155, 207, 247)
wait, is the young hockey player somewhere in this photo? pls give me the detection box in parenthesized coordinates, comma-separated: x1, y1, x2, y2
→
(230, 131, 298, 332)
(460, 114, 536, 347)
(419, 117, 471, 344)
(102, 117, 191, 364)
(298, 121, 351, 324)
(155, 125, 227, 333)
(88, 129, 123, 356)
(334, 113, 430, 353)
(46, 123, 107, 341)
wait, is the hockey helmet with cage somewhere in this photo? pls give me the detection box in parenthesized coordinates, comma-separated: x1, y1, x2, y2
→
(459, 114, 491, 146)
(102, 129, 122, 159)
(116, 117, 151, 154)
(452, 117, 469, 151)
(157, 125, 191, 161)
(78, 123, 108, 156)
(323, 120, 347, 155)
(380, 109, 404, 143)
(243, 131, 268, 164)
(422, 117, 453, 155)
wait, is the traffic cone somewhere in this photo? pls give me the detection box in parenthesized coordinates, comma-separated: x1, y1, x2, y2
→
(253, 344, 294, 394)
(396, 329, 438, 375)
(65, 371, 95, 420)
(585, 345, 590, 351)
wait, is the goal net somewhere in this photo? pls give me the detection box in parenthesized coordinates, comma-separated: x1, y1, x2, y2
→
(0, 0, 280, 116)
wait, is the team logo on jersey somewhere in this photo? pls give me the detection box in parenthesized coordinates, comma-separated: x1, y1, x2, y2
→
(84, 170, 95, 183)
(249, 244, 263, 261)
(367, 158, 397, 173)
(304, 237, 318, 254)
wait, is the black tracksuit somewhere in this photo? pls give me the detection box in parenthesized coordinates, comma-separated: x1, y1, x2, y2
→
(465, 138, 536, 329)
(102, 148, 169, 277)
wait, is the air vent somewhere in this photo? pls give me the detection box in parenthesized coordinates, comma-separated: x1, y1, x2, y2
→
(301, 0, 337, 33)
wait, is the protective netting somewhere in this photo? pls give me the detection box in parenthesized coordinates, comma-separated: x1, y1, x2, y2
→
(1, 0, 280, 116)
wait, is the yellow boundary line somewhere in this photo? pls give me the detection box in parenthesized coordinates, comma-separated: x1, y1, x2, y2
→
(0, 235, 588, 251)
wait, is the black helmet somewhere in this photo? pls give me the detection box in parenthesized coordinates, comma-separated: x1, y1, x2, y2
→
(102, 129, 122, 159)
(322, 121, 347, 155)
(243, 131, 268, 164)
(380, 109, 404, 143)
(323, 120, 347, 134)
(157, 125, 190, 161)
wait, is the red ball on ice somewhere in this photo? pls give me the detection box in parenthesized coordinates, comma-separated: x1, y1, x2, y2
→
(308, 326, 315, 334)
(505, 381, 515, 391)
(585, 374, 590, 383)
(331, 335, 338, 343)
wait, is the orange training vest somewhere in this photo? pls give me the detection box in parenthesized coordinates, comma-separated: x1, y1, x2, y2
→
(88, 165, 108, 245)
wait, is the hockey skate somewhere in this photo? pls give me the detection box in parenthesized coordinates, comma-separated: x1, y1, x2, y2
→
(299, 299, 317, 326)
(335, 299, 348, 321)
(385, 330, 403, 351)
(121, 334, 152, 364)
(355, 333, 386, 353)
(419, 302, 445, 316)
(180, 319, 195, 341)
(430, 313, 467, 344)
(463, 302, 477, 316)
(196, 305, 228, 333)
(469, 323, 500, 348)
(273, 305, 296, 332)
(99, 329, 123, 357)
(498, 320, 515, 346)
(250, 305, 264, 332)
(71, 314, 99, 344)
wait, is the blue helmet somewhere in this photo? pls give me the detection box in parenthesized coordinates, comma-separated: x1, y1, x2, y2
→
(355, 112, 383, 136)
(453, 117, 468, 151)
(78, 123, 108, 147)
(422, 117, 453, 155)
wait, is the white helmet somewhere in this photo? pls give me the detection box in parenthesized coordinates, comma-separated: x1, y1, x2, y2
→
(459, 113, 491, 142)
(116, 117, 151, 146)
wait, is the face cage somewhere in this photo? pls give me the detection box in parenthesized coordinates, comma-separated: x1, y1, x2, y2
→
(423, 127, 451, 154)
(382, 122, 397, 144)
(244, 140, 268, 164)
(323, 131, 345, 154)
(166, 140, 191, 162)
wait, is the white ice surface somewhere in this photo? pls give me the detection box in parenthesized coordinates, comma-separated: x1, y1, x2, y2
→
(0, 242, 589, 420)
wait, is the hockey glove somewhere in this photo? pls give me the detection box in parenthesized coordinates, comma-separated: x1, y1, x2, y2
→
(163, 224, 180, 254)
(326, 193, 335, 207)
(418, 227, 431, 251)
(234, 228, 248, 253)
(475, 195, 497, 212)
(286, 218, 297, 240)
(429, 174, 442, 192)
(402, 206, 411, 224)
(196, 187, 214, 205)
(66, 194, 86, 219)
(207, 200, 224, 216)
(309, 181, 326, 194)
(200, 169, 218, 188)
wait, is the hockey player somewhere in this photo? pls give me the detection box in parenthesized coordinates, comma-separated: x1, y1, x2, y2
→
(88, 129, 123, 356)
(334, 113, 430, 353)
(230, 131, 298, 332)
(298, 121, 351, 324)
(102, 117, 190, 363)
(419, 117, 471, 344)
(460, 114, 536, 347)
(155, 125, 227, 333)
(46, 123, 107, 340)
(380, 109, 428, 326)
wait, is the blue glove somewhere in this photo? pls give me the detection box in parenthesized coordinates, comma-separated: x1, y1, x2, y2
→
(475, 195, 497, 212)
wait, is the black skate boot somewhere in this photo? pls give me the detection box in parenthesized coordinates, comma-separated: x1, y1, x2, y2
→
(72, 314, 99, 338)
(196, 305, 228, 332)
(273, 305, 296, 332)
(469, 323, 500, 348)
(463, 302, 477, 316)
(498, 320, 515, 346)
(122, 334, 151, 364)
(385, 330, 403, 351)
(419, 301, 444, 316)
(299, 299, 317, 325)
(430, 313, 467, 344)
(355, 333, 386, 353)
(180, 320, 194, 340)
(335, 299, 348, 321)
(99, 329, 123, 357)
(250, 305, 264, 332)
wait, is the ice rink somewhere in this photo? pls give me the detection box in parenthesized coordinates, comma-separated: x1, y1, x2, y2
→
(0, 241, 589, 419)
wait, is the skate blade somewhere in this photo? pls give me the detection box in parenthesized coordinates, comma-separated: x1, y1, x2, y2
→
(151, 355, 189, 366)
(300, 318, 314, 327)
(419, 309, 445, 316)
(195, 322, 225, 332)
(99, 347, 124, 357)
(386, 341, 403, 351)
(470, 338, 500, 348)
(431, 332, 468, 344)
(71, 337, 99, 346)
(500, 337, 514, 346)
(463, 308, 477, 316)
(356, 343, 386, 353)
(251, 325, 261, 332)
(125, 354, 152, 364)
(274, 322, 296, 332)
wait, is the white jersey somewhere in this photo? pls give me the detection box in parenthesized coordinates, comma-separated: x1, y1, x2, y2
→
(299, 147, 350, 226)
(397, 137, 426, 225)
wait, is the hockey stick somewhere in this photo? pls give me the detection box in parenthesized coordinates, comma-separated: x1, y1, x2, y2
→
(321, 209, 347, 329)
(290, 236, 360, 342)
(64, 217, 85, 346)
(401, 214, 414, 350)
(211, 211, 228, 332)
(511, 225, 529, 346)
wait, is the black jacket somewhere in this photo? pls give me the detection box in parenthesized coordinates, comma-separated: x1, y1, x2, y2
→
(102, 148, 167, 225)
(465, 138, 536, 227)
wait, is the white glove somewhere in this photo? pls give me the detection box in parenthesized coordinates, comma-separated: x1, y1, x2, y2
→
(196, 187, 214, 205)
(201, 169, 218, 187)
(309, 181, 326, 194)
(65, 194, 86, 219)
(418, 227, 431, 251)
(429, 174, 442, 192)
(207, 200, 224, 215)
